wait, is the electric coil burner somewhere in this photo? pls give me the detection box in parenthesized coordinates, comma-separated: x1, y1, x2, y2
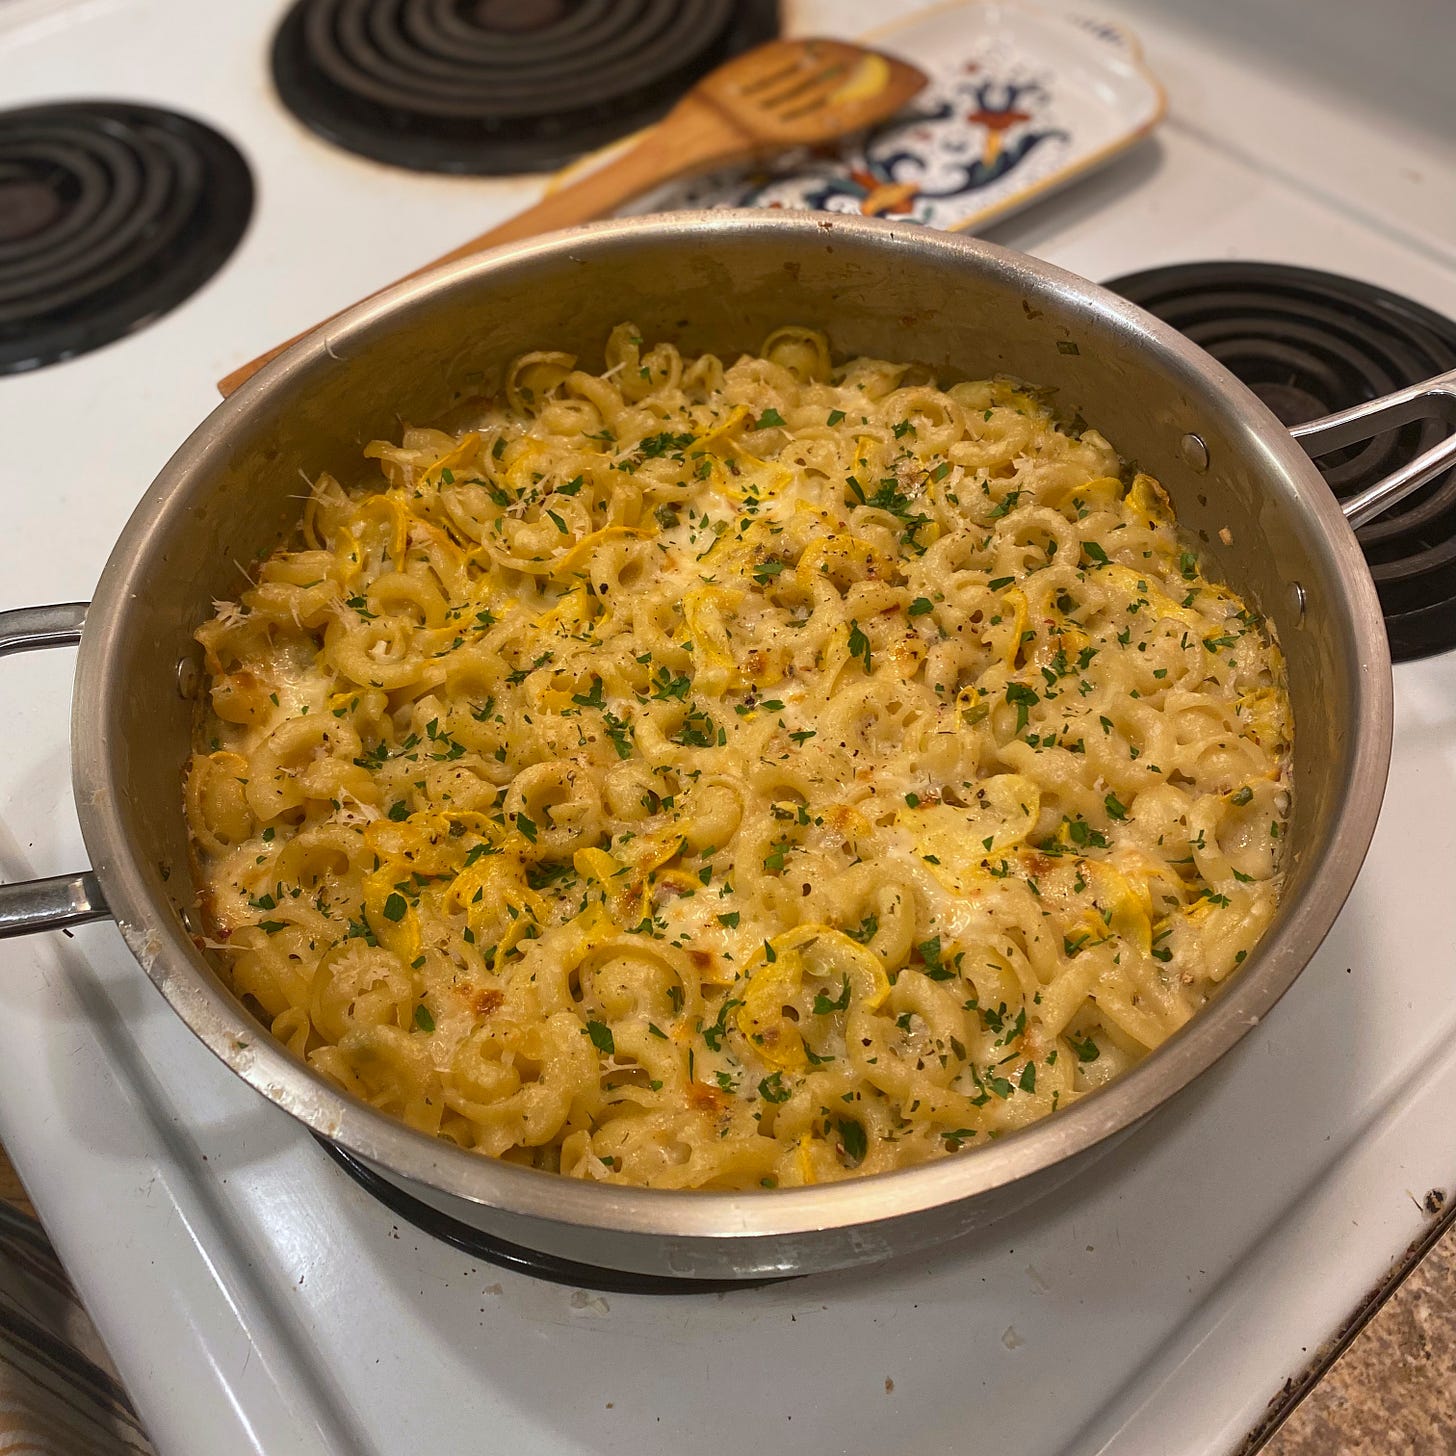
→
(317, 1141, 788, 1294)
(1107, 261, 1456, 661)
(0, 102, 252, 375)
(271, 0, 781, 176)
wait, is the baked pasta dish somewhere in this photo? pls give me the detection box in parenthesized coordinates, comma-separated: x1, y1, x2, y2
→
(186, 325, 1291, 1189)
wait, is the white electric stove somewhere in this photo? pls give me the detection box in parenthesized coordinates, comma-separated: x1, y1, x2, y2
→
(2, 1, 1455, 1453)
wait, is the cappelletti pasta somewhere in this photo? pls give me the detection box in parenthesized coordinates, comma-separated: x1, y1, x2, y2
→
(186, 324, 1291, 1189)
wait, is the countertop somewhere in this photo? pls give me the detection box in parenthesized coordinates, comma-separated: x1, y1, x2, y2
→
(1264, 1217, 1456, 1455)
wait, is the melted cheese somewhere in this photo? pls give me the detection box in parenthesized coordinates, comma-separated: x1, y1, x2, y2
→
(185, 323, 1292, 1189)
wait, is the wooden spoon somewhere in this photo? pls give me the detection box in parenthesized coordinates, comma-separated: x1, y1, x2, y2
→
(218, 38, 926, 396)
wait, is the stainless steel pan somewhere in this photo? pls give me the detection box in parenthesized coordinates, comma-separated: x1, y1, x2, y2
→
(3, 213, 1454, 1279)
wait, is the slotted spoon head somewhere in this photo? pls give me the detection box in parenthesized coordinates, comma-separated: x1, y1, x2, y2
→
(687, 37, 928, 150)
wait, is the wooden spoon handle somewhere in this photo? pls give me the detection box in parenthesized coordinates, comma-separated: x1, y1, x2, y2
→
(217, 100, 736, 397)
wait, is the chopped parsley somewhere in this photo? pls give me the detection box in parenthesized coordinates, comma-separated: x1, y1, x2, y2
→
(836, 1119, 868, 1165)
(812, 976, 851, 1015)
(602, 710, 634, 759)
(1005, 681, 1040, 734)
(649, 666, 691, 701)
(673, 705, 717, 748)
(571, 677, 606, 710)
(638, 430, 695, 458)
(701, 997, 742, 1052)
(917, 936, 955, 981)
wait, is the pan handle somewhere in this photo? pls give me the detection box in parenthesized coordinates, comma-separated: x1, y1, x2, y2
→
(1290, 367, 1456, 529)
(0, 603, 112, 939)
